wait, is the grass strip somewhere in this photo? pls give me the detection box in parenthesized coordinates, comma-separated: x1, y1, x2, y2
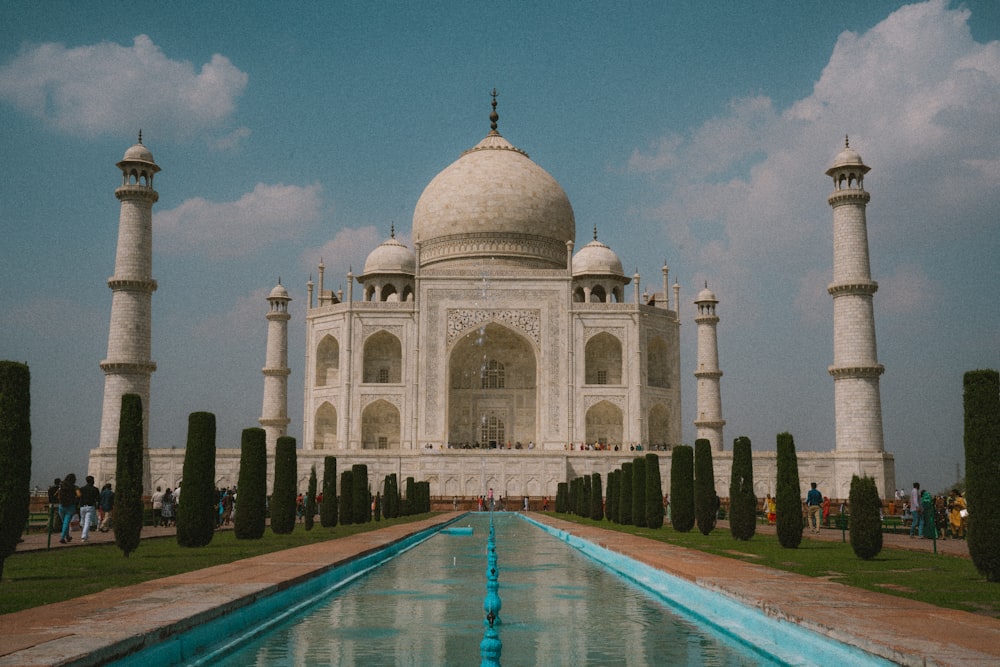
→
(551, 513, 999, 618)
(1, 514, 436, 615)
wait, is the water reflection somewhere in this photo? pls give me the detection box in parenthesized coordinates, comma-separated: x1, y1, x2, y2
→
(212, 514, 773, 666)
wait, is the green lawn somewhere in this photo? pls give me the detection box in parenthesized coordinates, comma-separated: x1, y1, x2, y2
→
(4, 512, 997, 619)
(551, 513, 1000, 618)
(0, 514, 436, 615)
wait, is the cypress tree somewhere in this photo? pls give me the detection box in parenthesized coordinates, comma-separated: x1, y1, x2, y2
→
(339, 470, 354, 525)
(113, 394, 145, 557)
(775, 432, 803, 549)
(728, 436, 757, 541)
(404, 477, 416, 516)
(419, 481, 431, 513)
(645, 453, 665, 529)
(590, 473, 604, 520)
(382, 474, 394, 519)
(631, 456, 646, 527)
(606, 470, 618, 523)
(581, 475, 591, 517)
(234, 428, 267, 539)
(270, 436, 297, 534)
(670, 445, 695, 532)
(177, 412, 217, 548)
(0, 361, 31, 578)
(320, 456, 337, 528)
(848, 475, 883, 560)
(568, 478, 578, 515)
(374, 492, 382, 521)
(619, 462, 633, 525)
(555, 482, 568, 513)
(304, 465, 318, 531)
(352, 464, 369, 523)
(965, 369, 1000, 581)
(694, 439, 719, 536)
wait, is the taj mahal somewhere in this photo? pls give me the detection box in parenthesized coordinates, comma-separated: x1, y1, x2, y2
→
(87, 97, 894, 501)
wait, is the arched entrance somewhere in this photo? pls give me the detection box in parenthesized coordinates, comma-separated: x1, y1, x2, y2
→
(447, 322, 537, 447)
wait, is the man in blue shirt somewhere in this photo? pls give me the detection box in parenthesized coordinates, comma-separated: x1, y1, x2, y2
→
(806, 482, 823, 534)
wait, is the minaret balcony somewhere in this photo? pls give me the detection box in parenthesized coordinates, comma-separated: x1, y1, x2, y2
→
(115, 185, 159, 202)
(262, 367, 292, 376)
(827, 190, 870, 206)
(694, 369, 723, 379)
(100, 360, 157, 374)
(827, 280, 878, 296)
(107, 277, 158, 292)
(828, 364, 885, 378)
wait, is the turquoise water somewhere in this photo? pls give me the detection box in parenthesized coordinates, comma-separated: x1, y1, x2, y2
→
(115, 513, 893, 666)
(205, 514, 776, 666)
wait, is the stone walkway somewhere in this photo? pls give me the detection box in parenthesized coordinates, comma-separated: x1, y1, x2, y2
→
(2, 514, 996, 666)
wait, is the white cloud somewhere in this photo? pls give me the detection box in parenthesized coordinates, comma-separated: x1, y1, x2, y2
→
(0, 35, 248, 139)
(631, 0, 1000, 320)
(156, 182, 324, 259)
(191, 288, 269, 340)
(877, 263, 934, 316)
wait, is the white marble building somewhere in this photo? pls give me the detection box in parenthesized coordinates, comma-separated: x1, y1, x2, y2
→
(88, 103, 894, 501)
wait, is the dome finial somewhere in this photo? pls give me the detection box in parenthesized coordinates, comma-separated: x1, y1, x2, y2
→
(390, 222, 395, 239)
(489, 88, 499, 133)
(138, 129, 143, 144)
(593, 225, 598, 241)
(844, 134, 850, 148)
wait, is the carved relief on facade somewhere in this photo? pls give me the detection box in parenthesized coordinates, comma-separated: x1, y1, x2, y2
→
(446, 309, 540, 346)
(360, 392, 403, 412)
(361, 323, 403, 340)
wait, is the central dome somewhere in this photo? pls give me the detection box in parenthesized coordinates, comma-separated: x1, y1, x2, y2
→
(412, 124, 575, 270)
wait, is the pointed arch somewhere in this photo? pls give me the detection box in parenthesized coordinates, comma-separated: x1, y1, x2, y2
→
(585, 332, 622, 385)
(647, 335, 670, 388)
(315, 334, 339, 387)
(361, 399, 400, 449)
(314, 402, 337, 449)
(363, 330, 402, 383)
(585, 400, 623, 447)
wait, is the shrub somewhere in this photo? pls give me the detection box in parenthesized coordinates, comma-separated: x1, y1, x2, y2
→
(581, 475, 591, 517)
(0, 361, 31, 579)
(339, 470, 353, 525)
(631, 456, 646, 528)
(849, 475, 883, 560)
(619, 462, 633, 525)
(555, 482, 568, 513)
(645, 453, 665, 529)
(728, 436, 757, 541)
(590, 473, 604, 521)
(320, 456, 337, 528)
(417, 481, 431, 513)
(270, 436, 297, 535)
(403, 477, 416, 516)
(113, 394, 145, 557)
(694, 439, 719, 536)
(670, 445, 695, 532)
(304, 465, 317, 531)
(382, 474, 397, 519)
(775, 432, 803, 549)
(234, 428, 267, 540)
(352, 464, 369, 523)
(965, 369, 1000, 581)
(177, 412, 217, 548)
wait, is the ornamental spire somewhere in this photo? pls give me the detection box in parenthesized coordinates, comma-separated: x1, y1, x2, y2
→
(489, 88, 499, 134)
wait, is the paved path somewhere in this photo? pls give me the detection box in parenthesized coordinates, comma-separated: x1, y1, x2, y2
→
(3, 514, 996, 666)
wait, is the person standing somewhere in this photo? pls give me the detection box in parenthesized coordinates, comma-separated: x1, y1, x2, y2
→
(920, 487, 937, 539)
(98, 483, 115, 532)
(78, 475, 100, 542)
(57, 474, 78, 544)
(806, 482, 823, 534)
(161, 488, 175, 527)
(151, 486, 164, 527)
(909, 482, 923, 538)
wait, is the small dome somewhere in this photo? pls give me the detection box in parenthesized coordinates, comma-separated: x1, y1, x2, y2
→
(123, 142, 155, 163)
(826, 136, 869, 175)
(573, 236, 624, 277)
(269, 282, 290, 300)
(362, 233, 416, 275)
(695, 286, 718, 303)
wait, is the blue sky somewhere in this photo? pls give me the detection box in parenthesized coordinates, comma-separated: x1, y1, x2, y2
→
(2, 1, 997, 494)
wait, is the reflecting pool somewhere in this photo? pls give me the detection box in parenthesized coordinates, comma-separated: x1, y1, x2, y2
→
(205, 513, 780, 666)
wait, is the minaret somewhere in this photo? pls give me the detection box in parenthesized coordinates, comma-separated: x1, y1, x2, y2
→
(98, 135, 159, 487)
(260, 280, 292, 452)
(694, 283, 725, 451)
(826, 138, 885, 453)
